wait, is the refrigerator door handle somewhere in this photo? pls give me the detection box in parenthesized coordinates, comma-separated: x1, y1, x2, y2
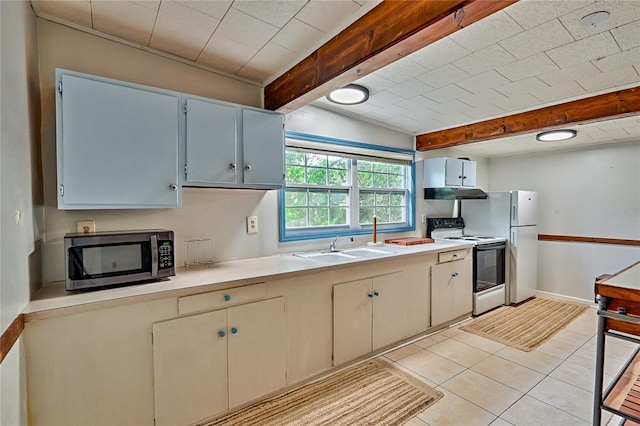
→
(512, 205, 516, 223)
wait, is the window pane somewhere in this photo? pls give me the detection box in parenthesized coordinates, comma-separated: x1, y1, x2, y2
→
(309, 208, 328, 226)
(329, 207, 347, 225)
(390, 193, 405, 206)
(359, 207, 374, 224)
(388, 164, 402, 175)
(373, 174, 388, 188)
(306, 153, 327, 167)
(309, 191, 328, 206)
(373, 162, 388, 173)
(328, 169, 347, 186)
(375, 208, 390, 222)
(358, 160, 373, 172)
(330, 192, 348, 206)
(285, 151, 305, 165)
(390, 207, 404, 222)
(358, 171, 373, 187)
(286, 166, 305, 184)
(375, 192, 390, 206)
(285, 207, 307, 227)
(388, 174, 403, 188)
(307, 168, 327, 185)
(328, 156, 347, 169)
(285, 190, 307, 207)
(359, 192, 374, 207)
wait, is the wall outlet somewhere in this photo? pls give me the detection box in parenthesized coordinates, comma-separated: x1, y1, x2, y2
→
(247, 216, 258, 234)
(77, 220, 95, 233)
(421, 213, 428, 223)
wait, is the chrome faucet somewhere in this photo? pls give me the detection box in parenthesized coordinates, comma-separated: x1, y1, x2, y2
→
(329, 236, 343, 252)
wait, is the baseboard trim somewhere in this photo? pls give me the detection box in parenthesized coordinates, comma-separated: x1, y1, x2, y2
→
(535, 290, 596, 308)
(0, 314, 25, 364)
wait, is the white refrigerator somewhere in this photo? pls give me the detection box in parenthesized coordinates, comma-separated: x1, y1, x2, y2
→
(462, 191, 538, 304)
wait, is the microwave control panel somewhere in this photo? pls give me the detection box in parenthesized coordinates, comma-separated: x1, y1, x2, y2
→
(158, 241, 174, 269)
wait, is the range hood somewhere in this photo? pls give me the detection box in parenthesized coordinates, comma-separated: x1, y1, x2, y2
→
(424, 187, 488, 200)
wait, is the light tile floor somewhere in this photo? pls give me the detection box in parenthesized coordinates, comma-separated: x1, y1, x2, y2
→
(380, 307, 637, 426)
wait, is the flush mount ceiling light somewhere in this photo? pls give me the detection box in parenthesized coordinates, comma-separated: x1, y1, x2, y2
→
(326, 84, 369, 105)
(578, 11, 610, 27)
(536, 129, 578, 142)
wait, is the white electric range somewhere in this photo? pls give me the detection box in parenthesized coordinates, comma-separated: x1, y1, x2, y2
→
(427, 217, 507, 315)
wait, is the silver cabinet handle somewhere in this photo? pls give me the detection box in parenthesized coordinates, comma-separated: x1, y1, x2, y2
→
(169, 184, 178, 191)
(230, 163, 237, 170)
(245, 164, 253, 171)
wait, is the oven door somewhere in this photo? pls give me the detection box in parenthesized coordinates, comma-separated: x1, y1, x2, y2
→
(473, 241, 506, 292)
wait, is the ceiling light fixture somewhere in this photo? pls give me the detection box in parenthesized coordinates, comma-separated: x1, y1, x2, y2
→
(578, 11, 610, 27)
(326, 84, 369, 105)
(536, 129, 577, 142)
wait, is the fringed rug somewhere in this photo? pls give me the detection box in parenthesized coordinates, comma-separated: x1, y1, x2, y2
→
(460, 297, 589, 352)
(200, 359, 443, 426)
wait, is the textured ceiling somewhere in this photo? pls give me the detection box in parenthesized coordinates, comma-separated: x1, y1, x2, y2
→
(31, 0, 640, 157)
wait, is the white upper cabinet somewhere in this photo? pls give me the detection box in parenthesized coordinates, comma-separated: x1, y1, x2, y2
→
(424, 157, 477, 188)
(56, 70, 181, 209)
(184, 96, 284, 189)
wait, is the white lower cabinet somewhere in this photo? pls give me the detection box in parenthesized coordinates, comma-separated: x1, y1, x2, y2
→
(333, 271, 428, 365)
(152, 297, 286, 426)
(431, 257, 472, 326)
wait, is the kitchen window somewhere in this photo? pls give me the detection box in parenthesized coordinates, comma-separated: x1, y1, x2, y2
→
(280, 132, 415, 242)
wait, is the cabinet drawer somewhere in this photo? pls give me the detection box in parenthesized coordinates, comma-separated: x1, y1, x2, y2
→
(178, 283, 267, 315)
(438, 249, 468, 263)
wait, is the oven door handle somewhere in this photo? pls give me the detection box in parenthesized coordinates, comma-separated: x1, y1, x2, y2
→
(475, 242, 507, 251)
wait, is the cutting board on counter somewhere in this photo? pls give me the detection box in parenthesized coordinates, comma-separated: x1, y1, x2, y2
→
(384, 237, 434, 245)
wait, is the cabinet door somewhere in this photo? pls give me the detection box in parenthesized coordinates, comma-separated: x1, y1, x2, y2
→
(461, 160, 477, 187)
(57, 73, 180, 208)
(242, 109, 284, 188)
(452, 258, 473, 316)
(431, 259, 472, 326)
(372, 271, 427, 350)
(227, 298, 286, 408)
(153, 310, 228, 426)
(185, 98, 238, 185)
(333, 279, 373, 365)
(444, 158, 464, 186)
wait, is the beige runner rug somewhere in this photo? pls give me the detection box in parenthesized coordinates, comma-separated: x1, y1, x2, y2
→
(200, 359, 443, 426)
(460, 297, 589, 352)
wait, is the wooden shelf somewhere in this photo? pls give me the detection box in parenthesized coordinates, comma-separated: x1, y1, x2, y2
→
(604, 349, 640, 422)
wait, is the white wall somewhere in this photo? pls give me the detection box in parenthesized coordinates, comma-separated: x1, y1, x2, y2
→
(37, 23, 419, 283)
(1, 0, 41, 424)
(487, 141, 640, 301)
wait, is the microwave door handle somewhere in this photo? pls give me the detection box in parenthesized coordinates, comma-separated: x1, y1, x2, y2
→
(151, 235, 158, 277)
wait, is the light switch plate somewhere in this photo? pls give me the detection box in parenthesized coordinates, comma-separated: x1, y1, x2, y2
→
(247, 216, 258, 234)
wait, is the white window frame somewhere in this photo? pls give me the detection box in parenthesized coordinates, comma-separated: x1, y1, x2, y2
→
(280, 132, 415, 242)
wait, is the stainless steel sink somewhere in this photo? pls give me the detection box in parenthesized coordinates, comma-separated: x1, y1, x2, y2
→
(293, 247, 394, 263)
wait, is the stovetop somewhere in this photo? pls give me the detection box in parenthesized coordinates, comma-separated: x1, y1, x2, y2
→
(436, 235, 507, 245)
(426, 217, 506, 245)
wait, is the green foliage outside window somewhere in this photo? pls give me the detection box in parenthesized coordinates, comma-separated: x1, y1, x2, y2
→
(284, 148, 408, 230)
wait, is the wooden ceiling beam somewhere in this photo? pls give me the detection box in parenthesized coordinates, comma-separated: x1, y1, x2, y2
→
(264, 0, 517, 113)
(416, 86, 640, 151)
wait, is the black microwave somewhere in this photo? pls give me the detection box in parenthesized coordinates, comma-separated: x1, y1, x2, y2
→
(64, 229, 175, 291)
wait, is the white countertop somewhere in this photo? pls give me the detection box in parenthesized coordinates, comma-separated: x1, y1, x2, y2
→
(603, 260, 640, 290)
(24, 240, 472, 320)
